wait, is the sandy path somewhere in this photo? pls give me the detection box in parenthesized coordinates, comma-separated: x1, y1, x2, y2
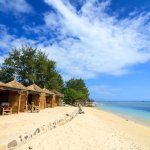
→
(17, 107, 150, 150)
(0, 106, 75, 143)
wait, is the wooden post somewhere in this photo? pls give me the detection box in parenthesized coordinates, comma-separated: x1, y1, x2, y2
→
(25, 91, 28, 112)
(38, 97, 40, 112)
(44, 95, 47, 109)
(31, 102, 34, 113)
(58, 97, 60, 106)
(24, 94, 28, 112)
(51, 95, 53, 107)
(52, 95, 55, 107)
(56, 96, 59, 106)
(59, 97, 61, 106)
(17, 92, 22, 114)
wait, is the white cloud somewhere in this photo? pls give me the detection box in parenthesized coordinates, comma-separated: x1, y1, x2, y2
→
(42, 0, 150, 79)
(0, 0, 150, 80)
(0, 56, 5, 65)
(44, 12, 61, 27)
(0, 0, 33, 14)
(0, 25, 36, 53)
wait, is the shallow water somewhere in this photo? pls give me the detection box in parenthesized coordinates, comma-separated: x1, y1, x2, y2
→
(96, 101, 150, 126)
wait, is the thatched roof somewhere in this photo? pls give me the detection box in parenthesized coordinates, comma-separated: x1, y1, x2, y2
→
(43, 88, 54, 95)
(0, 81, 6, 86)
(51, 90, 64, 97)
(5, 79, 26, 90)
(0, 82, 9, 90)
(27, 83, 43, 93)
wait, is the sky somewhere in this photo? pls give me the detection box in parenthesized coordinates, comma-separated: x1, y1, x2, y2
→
(0, 0, 150, 101)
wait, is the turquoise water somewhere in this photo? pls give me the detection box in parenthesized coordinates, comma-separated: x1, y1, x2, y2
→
(96, 101, 150, 126)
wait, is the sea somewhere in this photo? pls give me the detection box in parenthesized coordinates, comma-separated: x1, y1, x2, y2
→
(96, 101, 150, 127)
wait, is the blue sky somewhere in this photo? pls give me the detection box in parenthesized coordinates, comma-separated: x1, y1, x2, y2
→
(0, 0, 150, 101)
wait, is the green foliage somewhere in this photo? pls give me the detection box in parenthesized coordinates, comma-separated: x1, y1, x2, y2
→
(0, 46, 64, 91)
(66, 78, 89, 99)
(64, 78, 89, 105)
(45, 71, 64, 92)
(0, 46, 90, 103)
(63, 88, 84, 105)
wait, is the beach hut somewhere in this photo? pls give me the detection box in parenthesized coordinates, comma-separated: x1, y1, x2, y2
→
(27, 84, 44, 111)
(51, 90, 64, 107)
(43, 88, 54, 108)
(0, 79, 27, 114)
(0, 81, 5, 86)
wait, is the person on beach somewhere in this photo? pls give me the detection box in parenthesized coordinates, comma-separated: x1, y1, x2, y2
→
(78, 103, 84, 114)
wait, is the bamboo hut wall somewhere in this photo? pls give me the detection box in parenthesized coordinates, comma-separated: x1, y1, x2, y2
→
(55, 96, 60, 106)
(51, 95, 56, 107)
(40, 93, 46, 109)
(44, 95, 46, 108)
(0, 90, 27, 113)
(32, 94, 40, 106)
(19, 92, 27, 112)
(46, 95, 53, 107)
(51, 95, 60, 107)
(8, 91, 19, 113)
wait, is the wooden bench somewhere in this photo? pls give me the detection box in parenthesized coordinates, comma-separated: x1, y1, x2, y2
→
(1, 107, 12, 115)
(46, 103, 51, 108)
(33, 106, 40, 112)
(31, 103, 40, 113)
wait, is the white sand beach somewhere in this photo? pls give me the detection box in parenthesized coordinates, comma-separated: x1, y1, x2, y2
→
(1, 106, 150, 150)
(0, 106, 76, 144)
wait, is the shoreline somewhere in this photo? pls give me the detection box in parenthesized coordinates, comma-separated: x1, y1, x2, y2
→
(94, 106, 150, 129)
(94, 106, 150, 128)
(0, 106, 150, 150)
(16, 106, 150, 150)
